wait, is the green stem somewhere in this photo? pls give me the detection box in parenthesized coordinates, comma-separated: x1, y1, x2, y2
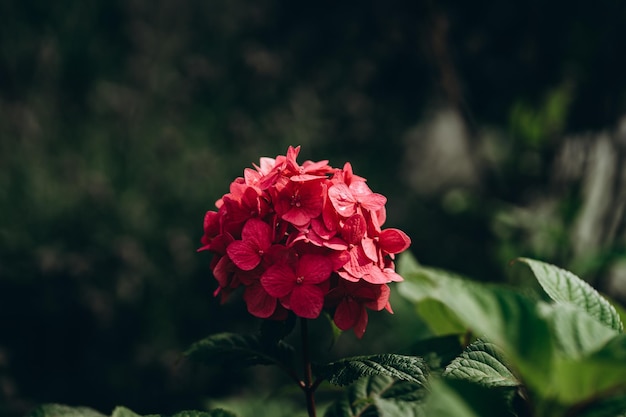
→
(300, 318, 317, 417)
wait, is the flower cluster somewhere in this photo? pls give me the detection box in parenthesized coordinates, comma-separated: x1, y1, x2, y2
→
(199, 146, 411, 337)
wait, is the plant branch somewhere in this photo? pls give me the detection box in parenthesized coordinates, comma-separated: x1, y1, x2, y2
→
(300, 318, 317, 417)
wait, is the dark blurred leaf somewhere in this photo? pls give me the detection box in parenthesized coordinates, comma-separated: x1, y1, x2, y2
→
(185, 332, 294, 368)
(577, 394, 626, 417)
(423, 378, 515, 417)
(26, 405, 236, 417)
(27, 404, 107, 417)
(259, 314, 297, 345)
(111, 407, 145, 417)
(408, 334, 463, 371)
(548, 333, 626, 405)
(171, 410, 238, 417)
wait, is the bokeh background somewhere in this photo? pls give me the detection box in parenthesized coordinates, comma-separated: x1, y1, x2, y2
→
(2, 1, 626, 416)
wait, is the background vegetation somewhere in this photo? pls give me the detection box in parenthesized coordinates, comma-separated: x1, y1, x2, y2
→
(1, 1, 626, 416)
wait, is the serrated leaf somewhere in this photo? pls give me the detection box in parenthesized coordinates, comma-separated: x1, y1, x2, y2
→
(185, 332, 293, 368)
(518, 258, 623, 332)
(397, 253, 626, 408)
(316, 354, 429, 387)
(324, 375, 426, 417)
(27, 404, 107, 417)
(397, 256, 554, 395)
(444, 340, 520, 388)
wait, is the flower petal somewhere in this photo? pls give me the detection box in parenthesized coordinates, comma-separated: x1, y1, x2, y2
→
(298, 254, 332, 284)
(333, 298, 361, 330)
(213, 255, 236, 288)
(341, 213, 367, 245)
(342, 246, 372, 279)
(227, 241, 261, 271)
(359, 192, 387, 212)
(290, 285, 325, 318)
(328, 183, 357, 217)
(290, 174, 327, 181)
(242, 218, 272, 251)
(362, 266, 390, 284)
(353, 309, 369, 339)
(361, 237, 378, 262)
(379, 228, 411, 254)
(364, 284, 390, 311)
(244, 284, 277, 318)
(261, 264, 295, 298)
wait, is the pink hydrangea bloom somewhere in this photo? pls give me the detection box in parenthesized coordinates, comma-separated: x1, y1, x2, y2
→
(199, 146, 411, 337)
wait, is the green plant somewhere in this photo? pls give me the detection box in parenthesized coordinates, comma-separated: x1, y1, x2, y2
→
(27, 149, 626, 417)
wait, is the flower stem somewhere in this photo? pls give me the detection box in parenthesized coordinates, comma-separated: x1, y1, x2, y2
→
(300, 318, 317, 417)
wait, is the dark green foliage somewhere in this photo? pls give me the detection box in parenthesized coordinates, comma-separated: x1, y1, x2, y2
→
(26, 405, 237, 417)
(3, 0, 626, 415)
(576, 395, 626, 417)
(185, 332, 294, 369)
(423, 379, 516, 417)
(405, 335, 464, 371)
(27, 404, 108, 417)
(316, 354, 429, 387)
(398, 253, 626, 415)
(323, 375, 427, 417)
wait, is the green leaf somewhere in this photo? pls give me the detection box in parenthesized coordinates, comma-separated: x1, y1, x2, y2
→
(316, 354, 429, 387)
(185, 332, 293, 368)
(111, 407, 145, 417)
(324, 375, 426, 417)
(171, 411, 238, 417)
(110, 406, 235, 417)
(592, 332, 626, 361)
(396, 252, 421, 279)
(549, 333, 626, 404)
(539, 303, 618, 359)
(397, 257, 554, 394)
(517, 258, 623, 332)
(397, 253, 626, 408)
(415, 298, 467, 337)
(27, 404, 107, 417)
(423, 378, 515, 417)
(577, 394, 626, 417)
(444, 340, 520, 388)
(208, 396, 305, 417)
(26, 405, 235, 417)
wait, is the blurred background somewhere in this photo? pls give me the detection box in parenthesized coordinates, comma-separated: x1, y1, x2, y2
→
(1, 0, 626, 415)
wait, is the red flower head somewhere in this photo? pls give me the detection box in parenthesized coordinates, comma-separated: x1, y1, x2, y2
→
(200, 146, 411, 337)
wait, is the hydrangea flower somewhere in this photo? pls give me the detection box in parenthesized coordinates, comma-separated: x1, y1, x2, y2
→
(199, 146, 411, 338)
